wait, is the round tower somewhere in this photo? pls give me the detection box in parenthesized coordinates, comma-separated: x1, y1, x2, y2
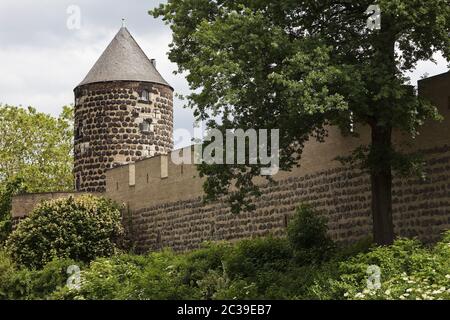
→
(73, 27, 173, 192)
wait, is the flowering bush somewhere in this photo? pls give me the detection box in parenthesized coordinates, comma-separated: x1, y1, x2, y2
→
(6, 195, 123, 268)
(329, 231, 450, 300)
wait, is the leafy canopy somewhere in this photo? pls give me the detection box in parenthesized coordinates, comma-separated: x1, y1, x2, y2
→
(152, 0, 449, 211)
(0, 105, 74, 193)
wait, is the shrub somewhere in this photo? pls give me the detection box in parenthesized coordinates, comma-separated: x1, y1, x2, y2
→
(225, 237, 293, 279)
(55, 250, 200, 300)
(6, 195, 123, 269)
(0, 249, 76, 300)
(316, 232, 450, 300)
(287, 204, 335, 264)
(0, 177, 27, 245)
(0, 250, 16, 298)
(183, 242, 232, 286)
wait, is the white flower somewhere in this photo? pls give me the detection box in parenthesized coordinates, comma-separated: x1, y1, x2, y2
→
(432, 290, 441, 295)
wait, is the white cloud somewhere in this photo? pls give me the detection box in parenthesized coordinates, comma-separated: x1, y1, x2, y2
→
(0, 0, 448, 145)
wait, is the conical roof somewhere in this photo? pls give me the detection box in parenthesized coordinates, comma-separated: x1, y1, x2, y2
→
(76, 27, 171, 88)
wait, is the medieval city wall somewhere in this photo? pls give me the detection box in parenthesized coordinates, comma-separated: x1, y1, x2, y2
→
(11, 73, 450, 253)
(11, 192, 100, 228)
(102, 73, 450, 252)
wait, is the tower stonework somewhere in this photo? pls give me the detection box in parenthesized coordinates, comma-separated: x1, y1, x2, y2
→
(73, 27, 173, 192)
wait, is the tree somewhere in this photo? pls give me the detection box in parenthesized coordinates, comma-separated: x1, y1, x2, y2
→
(0, 177, 27, 244)
(152, 0, 450, 245)
(0, 105, 74, 192)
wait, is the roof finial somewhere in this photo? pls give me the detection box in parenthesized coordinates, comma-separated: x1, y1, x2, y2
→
(122, 18, 126, 28)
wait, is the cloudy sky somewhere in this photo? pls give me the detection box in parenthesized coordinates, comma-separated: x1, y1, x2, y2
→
(0, 0, 448, 146)
(0, 0, 196, 147)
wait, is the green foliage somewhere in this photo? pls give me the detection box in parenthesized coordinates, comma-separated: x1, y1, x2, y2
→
(0, 104, 74, 193)
(287, 205, 335, 264)
(0, 250, 76, 300)
(0, 105, 74, 246)
(54, 251, 201, 300)
(0, 177, 27, 245)
(313, 232, 450, 300)
(183, 242, 232, 286)
(1, 231, 449, 300)
(151, 0, 449, 233)
(0, 250, 16, 298)
(225, 237, 293, 278)
(6, 195, 123, 269)
(0, 201, 448, 300)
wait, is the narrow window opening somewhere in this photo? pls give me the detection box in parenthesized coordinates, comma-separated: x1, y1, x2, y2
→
(141, 89, 149, 101)
(76, 175, 81, 191)
(75, 124, 82, 140)
(156, 231, 161, 245)
(210, 222, 215, 237)
(140, 119, 153, 133)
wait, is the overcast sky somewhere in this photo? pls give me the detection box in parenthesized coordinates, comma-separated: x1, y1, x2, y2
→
(0, 0, 448, 148)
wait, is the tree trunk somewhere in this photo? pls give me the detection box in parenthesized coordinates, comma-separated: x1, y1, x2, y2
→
(370, 125, 395, 245)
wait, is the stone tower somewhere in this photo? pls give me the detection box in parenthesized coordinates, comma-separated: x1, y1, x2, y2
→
(73, 27, 173, 192)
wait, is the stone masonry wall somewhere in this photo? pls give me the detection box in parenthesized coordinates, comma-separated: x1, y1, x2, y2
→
(73, 81, 173, 192)
(11, 72, 450, 253)
(11, 192, 99, 229)
(121, 144, 450, 252)
(103, 72, 450, 253)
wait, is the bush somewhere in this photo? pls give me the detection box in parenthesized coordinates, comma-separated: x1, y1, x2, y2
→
(312, 231, 450, 300)
(55, 250, 200, 300)
(0, 177, 27, 245)
(225, 237, 293, 279)
(0, 249, 77, 300)
(0, 250, 16, 298)
(287, 204, 335, 264)
(6, 195, 123, 269)
(183, 242, 232, 286)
